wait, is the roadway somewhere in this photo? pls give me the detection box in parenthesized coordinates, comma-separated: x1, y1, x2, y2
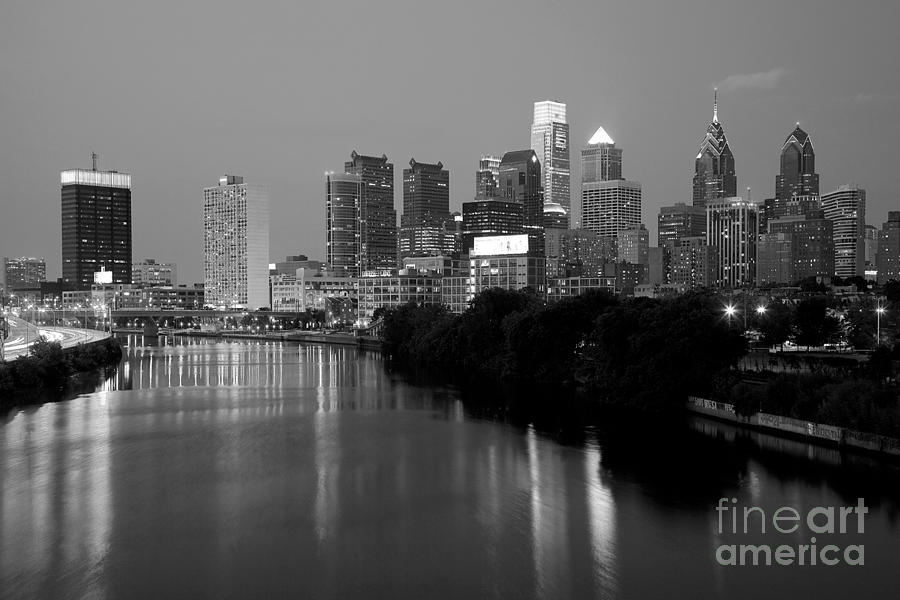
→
(1, 316, 110, 361)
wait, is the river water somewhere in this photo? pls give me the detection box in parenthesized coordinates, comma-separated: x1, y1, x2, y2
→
(1, 336, 898, 599)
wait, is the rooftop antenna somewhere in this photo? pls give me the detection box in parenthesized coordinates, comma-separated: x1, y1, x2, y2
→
(713, 88, 719, 123)
(92, 152, 99, 171)
(747, 186, 752, 202)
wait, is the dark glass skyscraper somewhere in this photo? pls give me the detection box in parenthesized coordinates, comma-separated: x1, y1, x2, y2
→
(345, 151, 397, 273)
(400, 159, 450, 257)
(693, 91, 736, 206)
(498, 150, 543, 256)
(775, 123, 818, 200)
(61, 156, 132, 289)
(325, 173, 361, 277)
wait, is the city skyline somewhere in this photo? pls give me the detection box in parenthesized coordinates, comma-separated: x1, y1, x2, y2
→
(2, 1, 899, 283)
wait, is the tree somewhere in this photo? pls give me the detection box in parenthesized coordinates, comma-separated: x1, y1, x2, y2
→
(793, 297, 840, 346)
(758, 301, 794, 346)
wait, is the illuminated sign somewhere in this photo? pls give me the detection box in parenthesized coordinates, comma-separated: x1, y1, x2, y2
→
(94, 268, 113, 284)
(472, 234, 529, 257)
(61, 170, 132, 189)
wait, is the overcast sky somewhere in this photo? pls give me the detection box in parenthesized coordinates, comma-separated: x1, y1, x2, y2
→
(1, 0, 898, 283)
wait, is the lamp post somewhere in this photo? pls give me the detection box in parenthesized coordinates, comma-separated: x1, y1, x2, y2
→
(876, 302, 886, 347)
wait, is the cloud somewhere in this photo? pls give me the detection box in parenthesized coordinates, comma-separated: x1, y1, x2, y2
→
(716, 67, 789, 92)
(844, 92, 899, 105)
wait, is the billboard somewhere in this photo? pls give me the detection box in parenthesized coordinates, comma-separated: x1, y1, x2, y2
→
(471, 234, 529, 257)
(94, 268, 113, 284)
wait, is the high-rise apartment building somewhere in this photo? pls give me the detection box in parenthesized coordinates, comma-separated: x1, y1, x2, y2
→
(581, 126, 622, 182)
(326, 173, 362, 277)
(670, 237, 718, 289)
(618, 224, 649, 266)
(877, 212, 900, 284)
(61, 155, 132, 288)
(693, 91, 736, 207)
(132, 259, 177, 287)
(3, 257, 46, 291)
(400, 159, 450, 257)
(498, 150, 544, 256)
(203, 175, 269, 309)
(706, 197, 759, 288)
(821, 184, 866, 278)
(345, 152, 397, 273)
(530, 100, 570, 222)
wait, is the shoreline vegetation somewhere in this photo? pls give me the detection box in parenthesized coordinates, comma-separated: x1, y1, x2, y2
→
(379, 288, 900, 441)
(0, 337, 122, 411)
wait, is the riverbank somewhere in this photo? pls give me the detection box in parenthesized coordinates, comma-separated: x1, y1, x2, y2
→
(116, 328, 383, 351)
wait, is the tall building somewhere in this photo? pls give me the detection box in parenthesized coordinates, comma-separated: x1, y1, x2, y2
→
(530, 100, 570, 222)
(475, 155, 500, 199)
(345, 151, 397, 273)
(670, 237, 718, 289)
(203, 175, 269, 309)
(326, 173, 362, 277)
(821, 184, 866, 278)
(3, 257, 46, 291)
(693, 91, 736, 207)
(757, 213, 833, 285)
(461, 198, 524, 251)
(132, 259, 177, 287)
(581, 180, 642, 246)
(498, 150, 544, 256)
(581, 126, 622, 182)
(61, 155, 132, 288)
(618, 224, 649, 266)
(469, 234, 545, 294)
(877, 212, 900, 284)
(400, 159, 450, 257)
(865, 224, 880, 277)
(657, 203, 706, 248)
(775, 123, 819, 201)
(706, 197, 759, 288)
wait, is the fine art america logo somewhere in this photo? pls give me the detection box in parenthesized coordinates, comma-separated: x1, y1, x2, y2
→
(714, 497, 867, 566)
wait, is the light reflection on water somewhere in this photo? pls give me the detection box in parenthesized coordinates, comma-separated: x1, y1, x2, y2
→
(0, 336, 898, 599)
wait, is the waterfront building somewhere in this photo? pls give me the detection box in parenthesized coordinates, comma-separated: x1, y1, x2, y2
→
(3, 257, 46, 291)
(270, 269, 358, 314)
(61, 155, 132, 288)
(203, 175, 270, 310)
(531, 100, 570, 221)
(132, 259, 177, 287)
(401, 254, 467, 277)
(357, 272, 442, 326)
(441, 275, 472, 314)
(693, 91, 736, 207)
(469, 234, 545, 294)
(400, 159, 451, 257)
(345, 151, 398, 272)
(326, 173, 362, 277)
(877, 212, 900, 284)
(821, 184, 866, 278)
(475, 155, 501, 199)
(706, 197, 759, 288)
(497, 150, 544, 256)
(581, 126, 622, 182)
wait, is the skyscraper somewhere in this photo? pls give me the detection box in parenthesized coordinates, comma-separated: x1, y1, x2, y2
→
(693, 90, 736, 207)
(461, 198, 524, 252)
(345, 151, 397, 273)
(475, 155, 500, 199)
(498, 150, 544, 256)
(400, 159, 450, 257)
(706, 197, 759, 288)
(203, 175, 269, 309)
(821, 184, 866, 278)
(877, 212, 900, 284)
(326, 173, 362, 277)
(776, 123, 819, 201)
(530, 100, 570, 222)
(61, 155, 132, 288)
(581, 126, 622, 182)
(657, 203, 707, 248)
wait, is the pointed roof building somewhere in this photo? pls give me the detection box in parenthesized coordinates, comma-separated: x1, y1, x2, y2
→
(693, 89, 737, 207)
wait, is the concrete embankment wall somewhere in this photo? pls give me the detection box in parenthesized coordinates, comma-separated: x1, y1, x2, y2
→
(686, 396, 900, 458)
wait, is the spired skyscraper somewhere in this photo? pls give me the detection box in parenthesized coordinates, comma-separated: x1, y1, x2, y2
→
(775, 123, 819, 200)
(530, 100, 570, 224)
(693, 90, 736, 207)
(203, 175, 270, 310)
(61, 154, 132, 289)
(345, 151, 397, 273)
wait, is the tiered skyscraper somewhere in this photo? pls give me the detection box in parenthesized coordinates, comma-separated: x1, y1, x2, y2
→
(530, 101, 570, 224)
(345, 151, 397, 273)
(203, 175, 270, 309)
(400, 159, 450, 257)
(61, 154, 132, 288)
(693, 91, 736, 206)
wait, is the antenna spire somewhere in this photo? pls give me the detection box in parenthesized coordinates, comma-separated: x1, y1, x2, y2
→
(713, 88, 718, 123)
(92, 152, 99, 171)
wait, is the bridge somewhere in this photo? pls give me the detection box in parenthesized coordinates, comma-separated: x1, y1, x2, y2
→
(1, 316, 110, 361)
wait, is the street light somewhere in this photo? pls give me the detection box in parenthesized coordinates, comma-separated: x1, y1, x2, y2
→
(876, 303, 886, 346)
(756, 305, 767, 316)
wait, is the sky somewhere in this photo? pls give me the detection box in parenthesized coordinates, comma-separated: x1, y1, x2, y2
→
(1, 0, 898, 284)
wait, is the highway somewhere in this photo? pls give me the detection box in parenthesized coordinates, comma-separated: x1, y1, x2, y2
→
(1, 316, 109, 360)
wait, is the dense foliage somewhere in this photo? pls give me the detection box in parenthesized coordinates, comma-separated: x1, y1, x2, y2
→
(381, 289, 747, 413)
(0, 337, 122, 398)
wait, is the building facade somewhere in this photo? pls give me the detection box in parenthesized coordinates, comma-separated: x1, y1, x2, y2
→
(821, 184, 866, 278)
(400, 159, 450, 257)
(706, 197, 759, 288)
(469, 234, 545, 294)
(132, 259, 177, 287)
(693, 92, 736, 207)
(326, 173, 362, 277)
(877, 212, 900, 284)
(775, 123, 819, 201)
(203, 175, 270, 309)
(475, 155, 500, 199)
(498, 150, 544, 256)
(358, 273, 442, 325)
(581, 179, 642, 244)
(461, 198, 524, 251)
(530, 100, 570, 221)
(618, 224, 649, 266)
(3, 257, 46, 291)
(581, 126, 622, 183)
(61, 157, 132, 289)
(345, 152, 397, 273)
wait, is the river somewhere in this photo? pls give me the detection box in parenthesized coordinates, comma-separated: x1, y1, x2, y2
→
(1, 336, 898, 599)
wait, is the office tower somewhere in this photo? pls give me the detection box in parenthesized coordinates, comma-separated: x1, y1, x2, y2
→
(400, 159, 450, 257)
(3, 257, 46, 291)
(581, 126, 622, 182)
(326, 173, 362, 277)
(821, 184, 866, 278)
(657, 203, 706, 247)
(618, 224, 649, 266)
(461, 198, 524, 252)
(865, 225, 879, 275)
(345, 151, 397, 273)
(706, 197, 759, 288)
(776, 123, 819, 201)
(498, 149, 544, 255)
(877, 212, 900, 283)
(531, 100, 571, 221)
(475, 155, 501, 199)
(581, 180, 642, 244)
(132, 259, 177, 287)
(693, 90, 736, 207)
(61, 155, 132, 288)
(544, 203, 569, 277)
(203, 175, 270, 309)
